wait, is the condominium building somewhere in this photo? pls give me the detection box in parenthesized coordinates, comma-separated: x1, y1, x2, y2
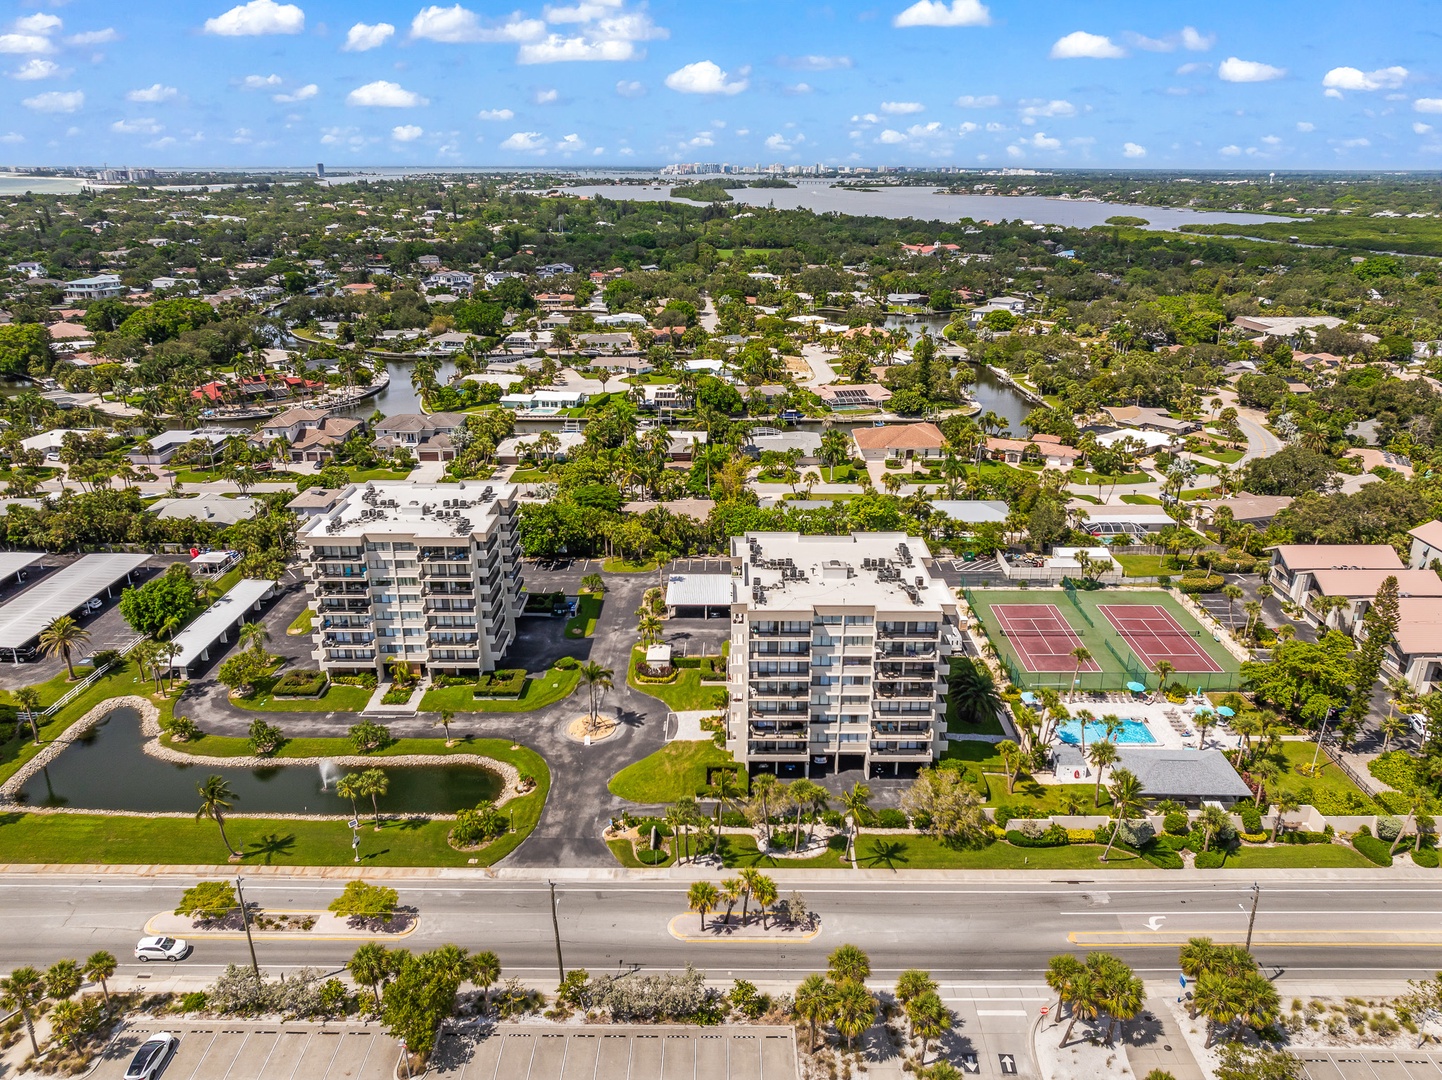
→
(298, 482, 523, 678)
(727, 532, 962, 778)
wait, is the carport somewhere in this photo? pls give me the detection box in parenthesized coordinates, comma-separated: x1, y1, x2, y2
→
(165, 578, 277, 675)
(0, 552, 43, 588)
(665, 572, 733, 619)
(0, 553, 149, 661)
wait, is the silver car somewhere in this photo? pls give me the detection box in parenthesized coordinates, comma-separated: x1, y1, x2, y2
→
(124, 1033, 177, 1080)
(134, 936, 190, 962)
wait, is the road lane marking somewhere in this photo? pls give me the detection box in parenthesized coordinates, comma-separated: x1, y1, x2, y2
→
(975, 1009, 1028, 1016)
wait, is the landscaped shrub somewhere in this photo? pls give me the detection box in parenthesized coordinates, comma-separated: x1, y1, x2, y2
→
(637, 848, 669, 865)
(630, 818, 674, 840)
(474, 669, 527, 698)
(555, 656, 580, 670)
(1163, 811, 1190, 836)
(1066, 828, 1097, 843)
(1352, 833, 1394, 866)
(1178, 571, 1224, 594)
(272, 670, 327, 697)
(1194, 851, 1225, 869)
(332, 673, 378, 689)
(1377, 815, 1403, 842)
(1279, 830, 1330, 845)
(1142, 844, 1184, 869)
(1240, 806, 1263, 834)
(1155, 833, 1188, 851)
(1240, 833, 1268, 844)
(381, 686, 412, 705)
(430, 674, 471, 688)
(1116, 819, 1155, 848)
(721, 811, 749, 828)
(1007, 823, 1070, 848)
(1412, 846, 1440, 868)
(875, 808, 910, 829)
(1369, 751, 1421, 794)
(451, 802, 507, 847)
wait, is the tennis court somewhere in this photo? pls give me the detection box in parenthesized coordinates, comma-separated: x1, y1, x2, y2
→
(964, 586, 1242, 692)
(1098, 603, 1223, 674)
(990, 603, 1101, 673)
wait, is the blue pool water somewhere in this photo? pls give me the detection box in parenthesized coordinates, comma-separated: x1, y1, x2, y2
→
(1056, 718, 1156, 746)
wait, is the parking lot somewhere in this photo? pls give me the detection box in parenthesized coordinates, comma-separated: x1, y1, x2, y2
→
(431, 1025, 798, 1080)
(1293, 1049, 1442, 1078)
(89, 1020, 398, 1080)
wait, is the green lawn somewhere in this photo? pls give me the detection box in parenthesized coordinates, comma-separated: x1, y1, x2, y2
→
(1070, 469, 1153, 486)
(566, 592, 603, 638)
(602, 557, 662, 573)
(286, 608, 314, 636)
(721, 834, 850, 869)
(853, 835, 1148, 870)
(607, 837, 676, 868)
(608, 739, 743, 803)
(1268, 741, 1378, 811)
(346, 468, 411, 482)
(1192, 446, 1245, 464)
(1120, 493, 1163, 505)
(170, 468, 303, 485)
(508, 467, 558, 483)
(1113, 553, 1174, 578)
(417, 664, 581, 714)
(945, 658, 1007, 737)
(627, 649, 728, 712)
(231, 678, 372, 713)
(813, 464, 864, 484)
(1220, 843, 1375, 869)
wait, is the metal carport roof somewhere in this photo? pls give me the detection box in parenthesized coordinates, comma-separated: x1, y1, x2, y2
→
(167, 579, 276, 670)
(664, 573, 733, 608)
(0, 553, 149, 650)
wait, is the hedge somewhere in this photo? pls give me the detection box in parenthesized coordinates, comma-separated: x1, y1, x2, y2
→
(1143, 844, 1184, 869)
(1006, 824, 1070, 848)
(1178, 572, 1224, 594)
(475, 669, 528, 698)
(1412, 846, 1440, 868)
(272, 670, 328, 697)
(1194, 851, 1225, 869)
(1278, 830, 1331, 845)
(1352, 833, 1394, 866)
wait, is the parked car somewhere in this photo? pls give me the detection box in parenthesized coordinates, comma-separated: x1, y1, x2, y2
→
(1410, 713, 1431, 740)
(124, 1033, 177, 1080)
(81, 597, 103, 614)
(134, 936, 190, 962)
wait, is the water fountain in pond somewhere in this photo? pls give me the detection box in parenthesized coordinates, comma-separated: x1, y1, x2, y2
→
(319, 760, 342, 790)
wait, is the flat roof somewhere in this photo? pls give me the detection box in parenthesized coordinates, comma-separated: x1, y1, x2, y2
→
(299, 481, 516, 541)
(0, 553, 43, 579)
(732, 532, 956, 613)
(168, 579, 275, 669)
(0, 553, 149, 649)
(665, 573, 733, 608)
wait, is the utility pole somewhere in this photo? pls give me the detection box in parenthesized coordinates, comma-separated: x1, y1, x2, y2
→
(234, 876, 261, 986)
(1244, 882, 1261, 953)
(1310, 707, 1336, 773)
(548, 881, 566, 986)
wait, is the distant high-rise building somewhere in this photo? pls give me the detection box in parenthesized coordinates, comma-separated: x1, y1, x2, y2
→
(316, 162, 326, 179)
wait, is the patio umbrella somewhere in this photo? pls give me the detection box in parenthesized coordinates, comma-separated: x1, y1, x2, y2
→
(1193, 704, 1215, 713)
(1126, 681, 1147, 694)
(1216, 705, 1236, 717)
(1020, 692, 1038, 705)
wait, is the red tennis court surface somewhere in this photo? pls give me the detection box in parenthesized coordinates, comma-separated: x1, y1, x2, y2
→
(1098, 604, 1223, 673)
(991, 604, 1101, 673)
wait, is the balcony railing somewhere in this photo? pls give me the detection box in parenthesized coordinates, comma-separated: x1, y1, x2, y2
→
(748, 742, 809, 756)
(870, 743, 931, 756)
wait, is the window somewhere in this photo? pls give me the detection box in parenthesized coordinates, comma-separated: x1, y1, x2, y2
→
(844, 635, 871, 647)
(845, 615, 873, 626)
(815, 615, 843, 625)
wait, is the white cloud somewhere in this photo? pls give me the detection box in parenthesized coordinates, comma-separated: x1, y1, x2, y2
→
(1322, 65, 1408, 93)
(1051, 31, 1125, 59)
(556, 133, 585, 153)
(274, 83, 318, 103)
(893, 1, 991, 28)
(15, 14, 62, 36)
(1336, 137, 1370, 149)
(1020, 131, 1061, 149)
(1415, 99, 1442, 114)
(765, 132, 796, 151)
(128, 83, 178, 102)
(1181, 26, 1214, 51)
(22, 89, 82, 112)
(410, 5, 544, 44)
(1175, 62, 1210, 76)
(1415, 122, 1433, 135)
(1324, 88, 1343, 100)
(347, 80, 428, 107)
(784, 82, 811, 95)
(881, 101, 924, 114)
(147, 136, 176, 149)
(954, 94, 999, 108)
(1122, 141, 1146, 158)
(11, 59, 61, 80)
(687, 131, 714, 147)
(534, 87, 559, 104)
(1020, 99, 1076, 120)
(0, 133, 23, 144)
(203, 0, 305, 36)
(111, 117, 163, 135)
(242, 74, 283, 89)
(1260, 134, 1282, 145)
(665, 60, 747, 95)
(519, 35, 631, 62)
(65, 29, 120, 46)
(477, 108, 514, 120)
(0, 34, 56, 55)
(1218, 57, 1287, 83)
(1219, 144, 1242, 156)
(1297, 121, 1315, 132)
(500, 131, 547, 151)
(877, 129, 907, 145)
(343, 22, 395, 51)
(777, 54, 852, 71)
(616, 79, 644, 97)
(391, 124, 424, 142)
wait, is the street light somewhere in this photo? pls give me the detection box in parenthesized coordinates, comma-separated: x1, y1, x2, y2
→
(1243, 882, 1261, 953)
(547, 880, 566, 986)
(234, 875, 261, 986)
(349, 818, 361, 863)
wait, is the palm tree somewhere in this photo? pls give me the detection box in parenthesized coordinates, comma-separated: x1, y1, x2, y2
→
(1195, 804, 1231, 853)
(349, 943, 390, 1009)
(1059, 969, 1100, 1046)
(1088, 740, 1118, 806)
(579, 661, 614, 735)
(1097, 957, 1144, 1046)
(1379, 712, 1409, 754)
(1154, 659, 1175, 690)
(468, 950, 501, 1010)
(238, 621, 270, 658)
(907, 990, 951, 1063)
(738, 867, 764, 924)
(1069, 646, 1092, 699)
(358, 768, 389, 828)
(435, 709, 456, 744)
(1270, 794, 1299, 843)
(828, 943, 872, 984)
(84, 950, 117, 1013)
(1193, 970, 1241, 1048)
(637, 612, 664, 646)
(14, 686, 42, 744)
(1101, 769, 1144, 861)
(1250, 759, 1279, 808)
(719, 878, 742, 925)
(750, 772, 780, 845)
(1392, 794, 1427, 857)
(840, 781, 871, 859)
(1221, 584, 1244, 629)
(39, 615, 90, 681)
(996, 739, 1022, 795)
(1044, 954, 1085, 1026)
(832, 979, 875, 1050)
(335, 772, 362, 820)
(0, 966, 45, 1056)
(752, 874, 779, 929)
(687, 881, 719, 931)
(709, 769, 742, 855)
(50, 999, 85, 1052)
(794, 973, 837, 1052)
(580, 573, 605, 593)
(195, 775, 240, 858)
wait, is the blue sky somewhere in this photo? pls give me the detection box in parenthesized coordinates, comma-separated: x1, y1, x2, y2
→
(1, 0, 1439, 169)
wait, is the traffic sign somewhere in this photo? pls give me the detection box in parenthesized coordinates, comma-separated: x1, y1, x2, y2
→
(1040, 1005, 1049, 1016)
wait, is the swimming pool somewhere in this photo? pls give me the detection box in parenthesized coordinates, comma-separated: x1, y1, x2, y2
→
(1056, 718, 1156, 746)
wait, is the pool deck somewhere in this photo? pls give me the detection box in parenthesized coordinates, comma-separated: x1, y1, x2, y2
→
(1037, 698, 1242, 783)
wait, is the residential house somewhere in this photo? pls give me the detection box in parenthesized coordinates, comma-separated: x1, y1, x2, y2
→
(816, 384, 893, 410)
(373, 413, 467, 462)
(1268, 544, 1405, 606)
(1232, 314, 1344, 340)
(286, 487, 347, 519)
(743, 430, 822, 465)
(423, 271, 474, 293)
(984, 433, 1084, 469)
(64, 274, 125, 301)
(852, 422, 946, 463)
(150, 493, 259, 526)
(129, 429, 228, 467)
(1101, 405, 1201, 436)
(1193, 494, 1294, 527)
(637, 384, 689, 411)
(1385, 598, 1442, 693)
(1302, 567, 1442, 633)
(1409, 521, 1442, 571)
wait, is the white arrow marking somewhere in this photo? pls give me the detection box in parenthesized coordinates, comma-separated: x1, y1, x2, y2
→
(1147, 916, 1167, 931)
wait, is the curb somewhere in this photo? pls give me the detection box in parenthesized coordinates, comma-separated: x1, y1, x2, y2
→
(665, 912, 822, 944)
(142, 909, 420, 942)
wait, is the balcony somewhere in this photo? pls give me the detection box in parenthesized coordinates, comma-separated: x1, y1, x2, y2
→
(314, 564, 367, 580)
(876, 643, 937, 660)
(317, 598, 369, 613)
(872, 722, 933, 736)
(750, 682, 808, 699)
(751, 626, 811, 638)
(749, 721, 807, 738)
(748, 742, 809, 757)
(870, 742, 932, 757)
(426, 599, 477, 613)
(876, 683, 937, 699)
(323, 632, 375, 647)
(751, 704, 808, 719)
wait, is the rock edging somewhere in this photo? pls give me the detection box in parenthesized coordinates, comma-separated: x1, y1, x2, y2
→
(0, 695, 159, 802)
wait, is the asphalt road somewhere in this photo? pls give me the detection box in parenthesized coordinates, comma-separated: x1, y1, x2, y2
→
(6, 874, 1442, 988)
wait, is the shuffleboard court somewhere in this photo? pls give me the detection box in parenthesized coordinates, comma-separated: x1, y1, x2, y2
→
(991, 603, 1100, 673)
(1098, 603, 1223, 673)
